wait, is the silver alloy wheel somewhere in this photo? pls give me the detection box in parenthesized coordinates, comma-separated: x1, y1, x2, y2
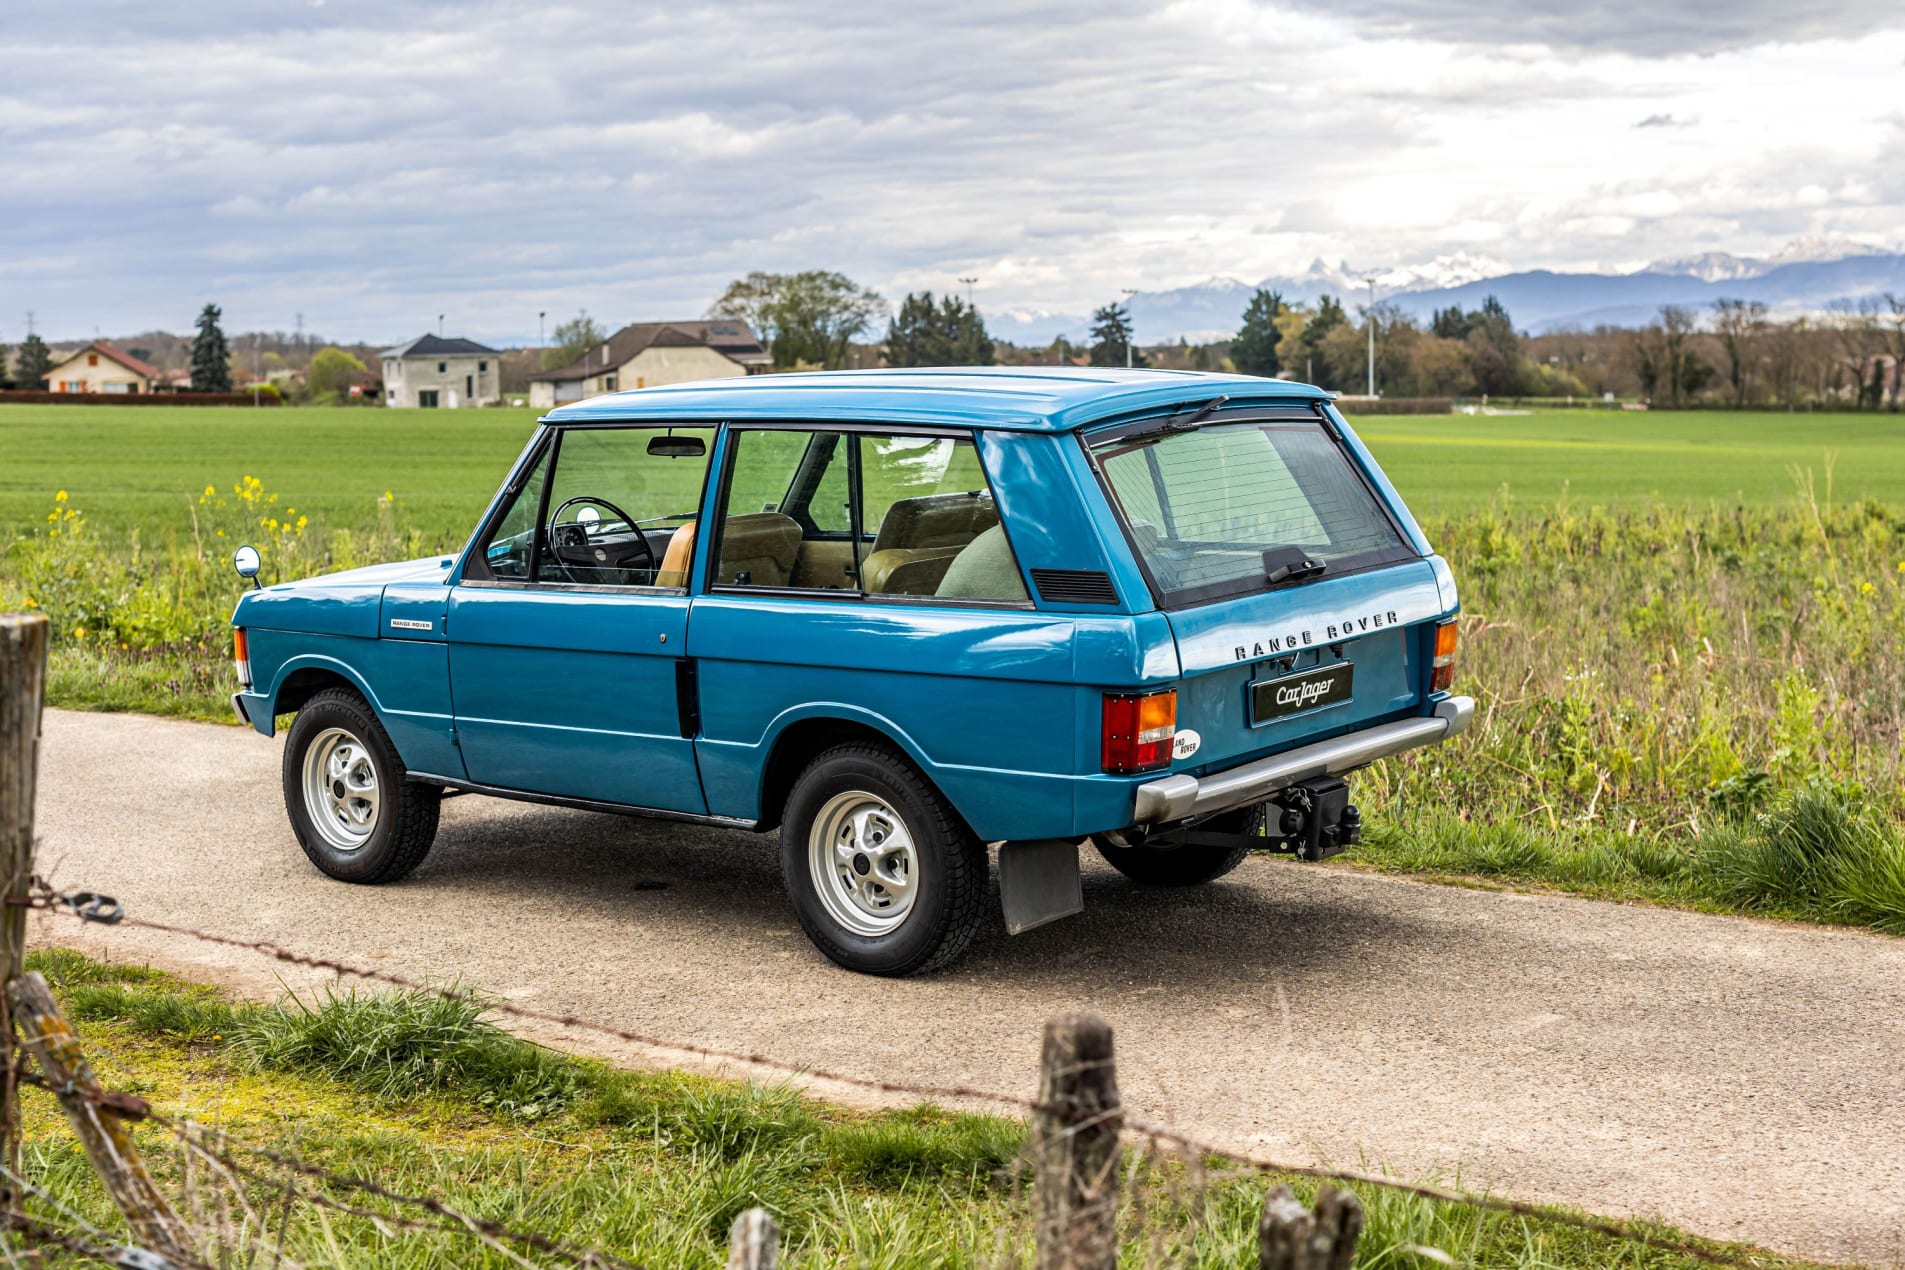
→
(808, 790, 919, 936)
(301, 726, 381, 851)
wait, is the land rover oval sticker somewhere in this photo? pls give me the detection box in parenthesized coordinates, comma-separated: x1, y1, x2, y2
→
(1172, 729, 1201, 760)
(389, 618, 433, 631)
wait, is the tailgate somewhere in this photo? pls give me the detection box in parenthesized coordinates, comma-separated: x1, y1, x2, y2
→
(1164, 559, 1445, 775)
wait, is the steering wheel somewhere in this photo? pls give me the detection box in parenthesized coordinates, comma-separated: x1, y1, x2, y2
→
(546, 496, 656, 582)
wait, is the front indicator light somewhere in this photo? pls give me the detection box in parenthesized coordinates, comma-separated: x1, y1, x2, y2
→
(234, 627, 252, 688)
(1102, 690, 1177, 774)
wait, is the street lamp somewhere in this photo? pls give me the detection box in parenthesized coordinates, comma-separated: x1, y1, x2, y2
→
(1360, 275, 1379, 398)
(538, 311, 546, 352)
(957, 277, 978, 307)
(1122, 287, 1138, 369)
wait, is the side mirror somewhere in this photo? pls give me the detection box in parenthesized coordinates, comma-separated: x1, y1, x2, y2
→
(647, 435, 707, 459)
(233, 544, 262, 587)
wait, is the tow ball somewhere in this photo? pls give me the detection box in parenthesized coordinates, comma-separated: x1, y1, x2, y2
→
(1267, 777, 1361, 862)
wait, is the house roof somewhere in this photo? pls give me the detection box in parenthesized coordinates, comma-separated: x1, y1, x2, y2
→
(531, 320, 770, 383)
(53, 342, 160, 379)
(543, 366, 1329, 433)
(379, 334, 498, 359)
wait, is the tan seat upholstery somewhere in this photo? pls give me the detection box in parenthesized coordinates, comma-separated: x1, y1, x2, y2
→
(870, 493, 999, 554)
(654, 522, 696, 588)
(861, 546, 963, 595)
(714, 512, 802, 587)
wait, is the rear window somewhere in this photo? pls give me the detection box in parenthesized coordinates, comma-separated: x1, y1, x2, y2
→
(1089, 418, 1413, 606)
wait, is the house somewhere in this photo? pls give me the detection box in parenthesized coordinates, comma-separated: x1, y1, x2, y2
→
(44, 343, 158, 394)
(528, 320, 770, 409)
(380, 334, 500, 408)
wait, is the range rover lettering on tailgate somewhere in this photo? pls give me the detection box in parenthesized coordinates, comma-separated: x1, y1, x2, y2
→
(228, 368, 1472, 976)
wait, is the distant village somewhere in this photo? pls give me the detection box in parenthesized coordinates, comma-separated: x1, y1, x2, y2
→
(3, 265, 1900, 412)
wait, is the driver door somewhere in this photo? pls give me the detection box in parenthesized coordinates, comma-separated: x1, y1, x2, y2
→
(446, 425, 714, 812)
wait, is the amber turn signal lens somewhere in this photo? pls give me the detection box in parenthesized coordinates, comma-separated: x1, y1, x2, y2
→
(233, 627, 252, 688)
(1430, 619, 1457, 692)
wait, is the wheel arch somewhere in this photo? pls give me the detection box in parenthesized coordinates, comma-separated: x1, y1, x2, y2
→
(754, 707, 943, 833)
(266, 656, 385, 730)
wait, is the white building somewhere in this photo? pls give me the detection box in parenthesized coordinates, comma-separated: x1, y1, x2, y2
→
(381, 334, 500, 408)
(528, 320, 769, 409)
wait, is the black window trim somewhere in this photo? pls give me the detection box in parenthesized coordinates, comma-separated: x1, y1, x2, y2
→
(1078, 402, 1419, 613)
(458, 420, 717, 594)
(704, 419, 1035, 610)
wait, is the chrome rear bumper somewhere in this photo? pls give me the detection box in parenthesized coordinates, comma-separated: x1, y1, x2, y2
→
(1133, 696, 1475, 824)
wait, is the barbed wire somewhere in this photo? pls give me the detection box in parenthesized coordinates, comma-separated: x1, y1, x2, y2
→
(152, 1114, 646, 1270)
(20, 880, 1787, 1269)
(0, 1204, 186, 1270)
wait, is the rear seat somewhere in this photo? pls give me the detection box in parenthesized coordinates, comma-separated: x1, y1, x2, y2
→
(712, 512, 802, 587)
(862, 493, 999, 594)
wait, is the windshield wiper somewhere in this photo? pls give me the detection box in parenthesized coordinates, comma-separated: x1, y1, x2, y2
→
(1263, 546, 1326, 585)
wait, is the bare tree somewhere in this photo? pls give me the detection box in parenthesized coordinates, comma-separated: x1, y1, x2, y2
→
(1879, 294, 1905, 412)
(1712, 298, 1768, 409)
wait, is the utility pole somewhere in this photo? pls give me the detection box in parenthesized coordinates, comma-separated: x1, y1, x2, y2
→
(1361, 275, 1378, 398)
(23, 311, 32, 337)
(958, 276, 978, 307)
(538, 310, 546, 353)
(438, 313, 445, 337)
(252, 331, 260, 408)
(1122, 288, 1138, 369)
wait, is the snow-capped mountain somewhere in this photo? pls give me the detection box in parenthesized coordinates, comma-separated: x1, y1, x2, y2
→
(988, 238, 1904, 344)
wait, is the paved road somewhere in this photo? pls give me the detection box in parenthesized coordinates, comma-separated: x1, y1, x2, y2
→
(30, 710, 1905, 1265)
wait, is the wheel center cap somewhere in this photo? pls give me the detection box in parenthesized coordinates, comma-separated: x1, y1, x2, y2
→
(852, 852, 871, 876)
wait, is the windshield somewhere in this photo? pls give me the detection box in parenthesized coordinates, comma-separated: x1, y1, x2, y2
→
(1089, 417, 1413, 606)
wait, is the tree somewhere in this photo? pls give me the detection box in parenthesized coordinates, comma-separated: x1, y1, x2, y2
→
(1291, 295, 1347, 387)
(542, 312, 606, 369)
(884, 291, 995, 367)
(307, 346, 369, 403)
(1231, 288, 1283, 377)
(710, 271, 886, 369)
(1879, 294, 1905, 412)
(190, 304, 232, 392)
(1089, 302, 1145, 368)
(14, 333, 52, 391)
(1712, 298, 1768, 409)
(0, 337, 9, 389)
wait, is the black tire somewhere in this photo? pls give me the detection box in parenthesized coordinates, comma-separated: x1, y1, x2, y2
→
(779, 743, 988, 977)
(1094, 806, 1259, 887)
(282, 687, 440, 884)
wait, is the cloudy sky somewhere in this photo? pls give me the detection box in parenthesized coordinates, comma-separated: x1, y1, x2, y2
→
(4, 0, 1902, 343)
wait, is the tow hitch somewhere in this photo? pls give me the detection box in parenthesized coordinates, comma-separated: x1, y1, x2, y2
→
(1125, 777, 1362, 862)
(1266, 777, 1361, 861)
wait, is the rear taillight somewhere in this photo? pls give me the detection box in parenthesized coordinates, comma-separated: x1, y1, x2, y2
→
(233, 627, 252, 688)
(1102, 690, 1176, 774)
(1430, 619, 1458, 692)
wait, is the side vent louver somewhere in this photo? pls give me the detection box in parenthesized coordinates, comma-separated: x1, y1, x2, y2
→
(1030, 568, 1119, 605)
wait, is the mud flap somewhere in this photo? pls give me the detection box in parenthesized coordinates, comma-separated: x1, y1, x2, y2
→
(998, 839, 1084, 935)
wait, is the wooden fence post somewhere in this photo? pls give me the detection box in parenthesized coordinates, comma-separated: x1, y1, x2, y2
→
(1258, 1183, 1363, 1270)
(1, 611, 50, 1209)
(1033, 1012, 1121, 1270)
(8, 972, 199, 1265)
(725, 1207, 780, 1270)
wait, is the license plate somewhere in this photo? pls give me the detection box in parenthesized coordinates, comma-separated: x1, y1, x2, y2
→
(1251, 663, 1354, 724)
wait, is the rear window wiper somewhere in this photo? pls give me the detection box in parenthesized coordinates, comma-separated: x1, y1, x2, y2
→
(1128, 394, 1230, 441)
(1263, 546, 1326, 585)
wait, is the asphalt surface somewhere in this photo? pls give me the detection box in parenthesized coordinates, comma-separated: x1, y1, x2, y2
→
(30, 709, 1905, 1266)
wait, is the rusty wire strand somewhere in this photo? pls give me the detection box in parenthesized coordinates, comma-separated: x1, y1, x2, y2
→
(23, 883, 1787, 1269)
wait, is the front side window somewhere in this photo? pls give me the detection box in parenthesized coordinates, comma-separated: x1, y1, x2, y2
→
(1090, 417, 1412, 606)
(713, 429, 1027, 603)
(473, 426, 713, 588)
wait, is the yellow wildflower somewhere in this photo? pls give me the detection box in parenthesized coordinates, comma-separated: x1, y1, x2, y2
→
(54, 490, 66, 502)
(204, 484, 216, 498)
(1861, 581, 1876, 595)
(73, 627, 86, 638)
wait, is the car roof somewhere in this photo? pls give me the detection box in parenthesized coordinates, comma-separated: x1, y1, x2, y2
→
(542, 366, 1329, 432)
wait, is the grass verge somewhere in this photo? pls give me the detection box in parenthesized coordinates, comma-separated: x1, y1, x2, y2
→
(6, 949, 1821, 1268)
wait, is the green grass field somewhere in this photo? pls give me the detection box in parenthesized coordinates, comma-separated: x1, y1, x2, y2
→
(4, 405, 1903, 544)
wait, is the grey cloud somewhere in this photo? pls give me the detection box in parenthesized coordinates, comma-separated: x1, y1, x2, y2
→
(1636, 113, 1691, 127)
(1274, 0, 1905, 55)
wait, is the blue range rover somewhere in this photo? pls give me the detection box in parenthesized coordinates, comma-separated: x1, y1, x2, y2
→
(230, 368, 1470, 975)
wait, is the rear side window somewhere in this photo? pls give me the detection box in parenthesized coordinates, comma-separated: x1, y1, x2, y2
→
(1090, 419, 1412, 606)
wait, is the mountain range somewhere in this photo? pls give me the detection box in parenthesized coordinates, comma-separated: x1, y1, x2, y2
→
(992, 237, 1905, 345)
